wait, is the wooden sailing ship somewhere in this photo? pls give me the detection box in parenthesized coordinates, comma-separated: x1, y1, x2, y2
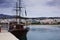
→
(9, 0, 30, 40)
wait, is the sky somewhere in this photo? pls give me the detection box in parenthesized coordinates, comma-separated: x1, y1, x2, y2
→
(0, 0, 60, 17)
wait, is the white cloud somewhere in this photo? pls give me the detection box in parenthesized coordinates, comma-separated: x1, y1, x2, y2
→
(0, 8, 16, 15)
(26, 6, 60, 17)
(24, 0, 60, 17)
(0, 0, 60, 17)
(0, 0, 17, 15)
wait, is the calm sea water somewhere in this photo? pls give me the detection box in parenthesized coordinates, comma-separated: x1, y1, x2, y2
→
(27, 25, 60, 40)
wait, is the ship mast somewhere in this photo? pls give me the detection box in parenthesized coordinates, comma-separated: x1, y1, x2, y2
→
(16, 0, 28, 25)
(16, 0, 22, 24)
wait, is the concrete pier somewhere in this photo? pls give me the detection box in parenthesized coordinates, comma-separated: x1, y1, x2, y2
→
(0, 31, 19, 40)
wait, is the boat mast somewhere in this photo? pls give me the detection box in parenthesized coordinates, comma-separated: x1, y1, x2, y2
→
(16, 0, 28, 25)
(16, 0, 22, 24)
(16, 2, 18, 23)
(19, 0, 22, 23)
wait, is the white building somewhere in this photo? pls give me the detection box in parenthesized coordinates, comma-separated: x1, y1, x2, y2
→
(40, 19, 60, 24)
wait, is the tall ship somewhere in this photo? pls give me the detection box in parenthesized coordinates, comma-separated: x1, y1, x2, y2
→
(8, 0, 30, 40)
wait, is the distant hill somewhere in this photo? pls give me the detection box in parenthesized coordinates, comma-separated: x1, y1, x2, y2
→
(0, 14, 15, 19)
(0, 14, 60, 19)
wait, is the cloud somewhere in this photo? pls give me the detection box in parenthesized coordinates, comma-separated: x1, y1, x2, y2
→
(24, 0, 46, 7)
(46, 0, 60, 7)
(0, 8, 16, 15)
(0, 0, 17, 15)
(0, 0, 60, 17)
(24, 0, 60, 17)
(0, 0, 17, 8)
(26, 6, 60, 17)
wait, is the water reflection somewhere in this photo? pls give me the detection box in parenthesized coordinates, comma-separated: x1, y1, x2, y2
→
(27, 25, 60, 40)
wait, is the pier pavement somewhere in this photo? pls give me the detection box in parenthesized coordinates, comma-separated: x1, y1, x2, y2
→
(0, 30, 19, 40)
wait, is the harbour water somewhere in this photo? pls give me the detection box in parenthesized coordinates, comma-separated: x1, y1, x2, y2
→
(27, 25, 60, 40)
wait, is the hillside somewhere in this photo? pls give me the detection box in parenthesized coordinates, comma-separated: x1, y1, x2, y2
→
(0, 14, 15, 19)
(0, 14, 60, 19)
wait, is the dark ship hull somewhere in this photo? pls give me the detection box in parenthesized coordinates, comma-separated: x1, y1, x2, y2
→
(9, 22, 29, 40)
